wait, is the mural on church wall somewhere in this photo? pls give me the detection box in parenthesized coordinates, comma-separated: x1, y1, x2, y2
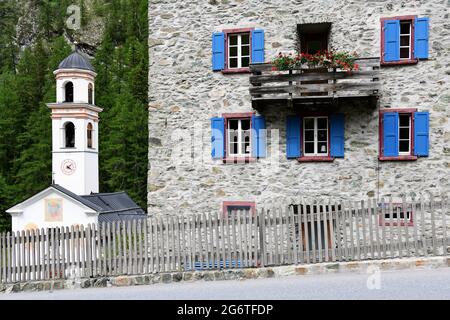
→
(44, 198, 63, 222)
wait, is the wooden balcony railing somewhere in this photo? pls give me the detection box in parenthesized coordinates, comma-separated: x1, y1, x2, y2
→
(249, 57, 380, 104)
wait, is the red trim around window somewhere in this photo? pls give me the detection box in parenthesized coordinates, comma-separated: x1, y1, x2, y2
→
(297, 112, 333, 161)
(223, 112, 255, 119)
(223, 157, 257, 164)
(223, 201, 256, 217)
(378, 108, 417, 161)
(298, 156, 334, 162)
(223, 113, 255, 162)
(378, 204, 414, 226)
(380, 16, 418, 66)
(223, 28, 254, 74)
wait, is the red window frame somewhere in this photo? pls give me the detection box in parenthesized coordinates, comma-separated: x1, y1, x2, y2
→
(223, 112, 256, 163)
(223, 201, 257, 217)
(380, 15, 418, 66)
(378, 108, 418, 161)
(298, 112, 334, 162)
(378, 203, 414, 227)
(222, 28, 254, 74)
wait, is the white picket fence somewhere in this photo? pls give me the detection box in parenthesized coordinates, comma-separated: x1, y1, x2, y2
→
(0, 197, 449, 284)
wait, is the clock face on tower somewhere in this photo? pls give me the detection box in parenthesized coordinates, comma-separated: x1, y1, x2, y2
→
(61, 159, 77, 175)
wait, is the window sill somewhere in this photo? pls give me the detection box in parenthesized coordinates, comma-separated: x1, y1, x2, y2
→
(378, 156, 418, 161)
(381, 59, 418, 66)
(221, 68, 251, 74)
(223, 157, 257, 164)
(298, 156, 334, 162)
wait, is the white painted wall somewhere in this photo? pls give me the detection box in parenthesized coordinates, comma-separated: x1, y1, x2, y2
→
(52, 117, 99, 195)
(10, 190, 98, 232)
(56, 77, 94, 104)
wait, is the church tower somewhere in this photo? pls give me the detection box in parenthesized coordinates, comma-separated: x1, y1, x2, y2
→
(47, 51, 103, 195)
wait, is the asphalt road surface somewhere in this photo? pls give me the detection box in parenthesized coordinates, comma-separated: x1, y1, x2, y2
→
(1, 267, 450, 300)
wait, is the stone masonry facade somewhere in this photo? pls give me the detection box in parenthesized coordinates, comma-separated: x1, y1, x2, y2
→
(148, 0, 450, 215)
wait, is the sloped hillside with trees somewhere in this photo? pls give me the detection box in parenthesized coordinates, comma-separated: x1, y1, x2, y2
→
(0, 0, 148, 231)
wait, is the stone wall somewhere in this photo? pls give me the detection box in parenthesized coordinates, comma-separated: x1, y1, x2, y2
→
(148, 0, 450, 215)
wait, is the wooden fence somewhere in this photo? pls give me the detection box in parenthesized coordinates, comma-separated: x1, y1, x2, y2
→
(0, 197, 449, 284)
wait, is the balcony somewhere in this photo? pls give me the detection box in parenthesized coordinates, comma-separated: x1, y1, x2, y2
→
(249, 57, 380, 107)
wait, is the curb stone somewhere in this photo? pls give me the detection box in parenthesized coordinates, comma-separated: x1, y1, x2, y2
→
(1, 256, 449, 294)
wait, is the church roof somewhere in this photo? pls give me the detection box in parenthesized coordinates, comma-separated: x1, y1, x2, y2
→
(51, 184, 147, 222)
(58, 51, 95, 72)
(81, 192, 147, 223)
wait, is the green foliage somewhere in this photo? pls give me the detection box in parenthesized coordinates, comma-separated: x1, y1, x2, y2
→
(0, 0, 148, 231)
(95, 0, 148, 210)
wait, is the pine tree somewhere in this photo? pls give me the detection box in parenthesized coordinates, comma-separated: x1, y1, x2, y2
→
(0, 73, 22, 175)
(0, 174, 12, 231)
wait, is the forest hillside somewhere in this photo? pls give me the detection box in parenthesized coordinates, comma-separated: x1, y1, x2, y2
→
(0, 0, 149, 231)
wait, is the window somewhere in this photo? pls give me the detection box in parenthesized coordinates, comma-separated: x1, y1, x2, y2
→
(65, 82, 74, 103)
(298, 22, 331, 55)
(223, 201, 256, 217)
(87, 123, 93, 148)
(212, 28, 265, 72)
(88, 83, 93, 105)
(379, 109, 429, 160)
(228, 33, 250, 69)
(303, 117, 329, 156)
(379, 203, 414, 226)
(211, 114, 266, 161)
(286, 113, 344, 161)
(228, 118, 251, 157)
(398, 114, 411, 155)
(399, 21, 412, 60)
(64, 122, 75, 148)
(381, 16, 429, 65)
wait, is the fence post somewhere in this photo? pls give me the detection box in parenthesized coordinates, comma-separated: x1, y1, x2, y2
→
(430, 195, 437, 256)
(206, 213, 213, 270)
(360, 200, 367, 260)
(132, 219, 138, 274)
(1, 232, 5, 283)
(321, 204, 328, 263)
(137, 219, 143, 274)
(420, 195, 427, 256)
(302, 202, 310, 264)
(402, 196, 410, 257)
(179, 216, 186, 272)
(297, 205, 304, 264)
(372, 198, 381, 259)
(258, 209, 265, 267)
(443, 195, 448, 256)
(411, 196, 419, 256)
(367, 199, 375, 259)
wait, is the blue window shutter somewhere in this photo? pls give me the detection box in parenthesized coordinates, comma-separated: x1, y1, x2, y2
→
(251, 115, 266, 158)
(211, 117, 225, 159)
(414, 111, 429, 156)
(330, 113, 345, 158)
(414, 17, 429, 59)
(286, 116, 301, 159)
(383, 112, 399, 157)
(384, 20, 400, 62)
(251, 29, 265, 64)
(212, 32, 225, 71)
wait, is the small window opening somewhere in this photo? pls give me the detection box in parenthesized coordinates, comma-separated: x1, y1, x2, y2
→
(64, 122, 75, 148)
(65, 82, 74, 103)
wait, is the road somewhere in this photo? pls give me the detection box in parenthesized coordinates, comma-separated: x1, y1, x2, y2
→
(1, 267, 450, 300)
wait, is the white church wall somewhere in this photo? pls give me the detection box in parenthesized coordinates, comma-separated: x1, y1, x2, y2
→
(11, 190, 98, 232)
(56, 77, 94, 104)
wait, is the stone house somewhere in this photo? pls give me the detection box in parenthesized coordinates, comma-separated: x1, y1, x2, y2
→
(148, 1, 450, 219)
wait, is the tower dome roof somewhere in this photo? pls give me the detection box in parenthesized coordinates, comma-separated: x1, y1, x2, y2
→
(58, 51, 95, 72)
